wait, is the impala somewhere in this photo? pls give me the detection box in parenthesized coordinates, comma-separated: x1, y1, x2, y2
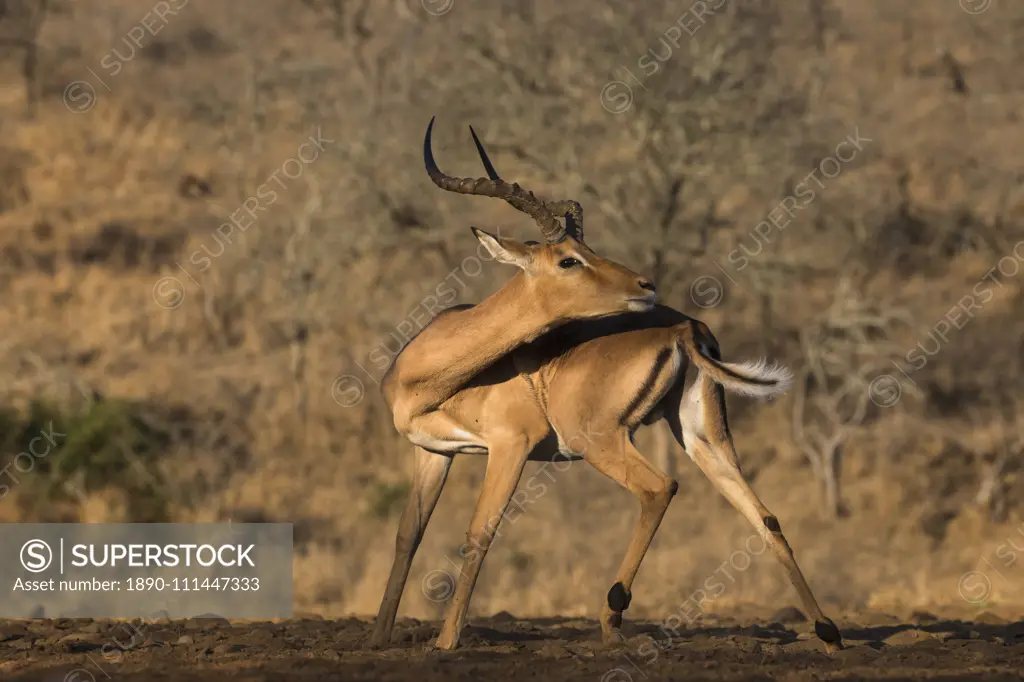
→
(370, 120, 843, 654)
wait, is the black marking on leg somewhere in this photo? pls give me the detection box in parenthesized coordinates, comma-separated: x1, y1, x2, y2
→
(814, 618, 842, 645)
(667, 480, 679, 497)
(607, 582, 632, 612)
(764, 515, 781, 533)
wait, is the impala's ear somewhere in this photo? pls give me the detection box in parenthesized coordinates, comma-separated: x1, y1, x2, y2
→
(471, 227, 532, 270)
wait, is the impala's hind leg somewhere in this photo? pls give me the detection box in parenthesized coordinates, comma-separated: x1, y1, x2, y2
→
(666, 376, 843, 653)
(370, 446, 452, 648)
(582, 428, 678, 644)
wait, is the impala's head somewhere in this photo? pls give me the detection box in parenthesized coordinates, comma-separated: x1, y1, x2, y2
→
(423, 117, 657, 318)
(469, 227, 656, 316)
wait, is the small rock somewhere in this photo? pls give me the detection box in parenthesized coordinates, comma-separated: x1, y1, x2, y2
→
(149, 630, 179, 644)
(537, 642, 572, 658)
(176, 635, 194, 645)
(80, 622, 103, 634)
(185, 617, 231, 631)
(322, 649, 341, 661)
(9, 639, 34, 650)
(770, 606, 807, 624)
(58, 632, 107, 652)
(0, 624, 29, 641)
(974, 611, 1009, 625)
(884, 629, 934, 646)
(910, 610, 938, 624)
(490, 611, 517, 623)
(293, 612, 324, 621)
(960, 639, 1005, 655)
(212, 643, 246, 654)
(834, 643, 883, 662)
(246, 629, 275, 643)
(783, 637, 825, 653)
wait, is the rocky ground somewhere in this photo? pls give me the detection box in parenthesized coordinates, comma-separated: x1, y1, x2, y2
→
(3, 610, 1024, 681)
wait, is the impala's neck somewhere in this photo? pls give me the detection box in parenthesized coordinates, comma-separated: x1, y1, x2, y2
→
(391, 271, 557, 410)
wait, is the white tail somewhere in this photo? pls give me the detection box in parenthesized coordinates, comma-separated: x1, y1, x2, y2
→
(705, 356, 794, 399)
(679, 327, 793, 399)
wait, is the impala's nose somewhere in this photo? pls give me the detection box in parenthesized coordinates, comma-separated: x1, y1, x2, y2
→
(638, 279, 657, 294)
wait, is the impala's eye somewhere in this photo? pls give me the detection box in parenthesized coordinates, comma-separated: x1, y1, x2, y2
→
(558, 257, 582, 269)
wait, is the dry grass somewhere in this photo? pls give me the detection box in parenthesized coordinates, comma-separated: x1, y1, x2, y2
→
(0, 0, 1023, 622)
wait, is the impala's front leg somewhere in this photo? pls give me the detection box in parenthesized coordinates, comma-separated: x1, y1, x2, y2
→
(434, 439, 531, 650)
(370, 446, 452, 648)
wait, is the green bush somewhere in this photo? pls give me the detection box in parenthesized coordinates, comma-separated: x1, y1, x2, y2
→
(0, 399, 172, 521)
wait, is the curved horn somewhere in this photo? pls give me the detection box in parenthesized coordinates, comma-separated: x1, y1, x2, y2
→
(548, 200, 584, 242)
(468, 125, 584, 242)
(424, 117, 565, 242)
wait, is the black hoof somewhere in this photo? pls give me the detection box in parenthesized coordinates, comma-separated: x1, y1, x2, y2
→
(607, 582, 632, 613)
(814, 618, 842, 646)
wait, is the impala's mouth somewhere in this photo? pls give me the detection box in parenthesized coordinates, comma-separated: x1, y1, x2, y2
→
(626, 293, 656, 311)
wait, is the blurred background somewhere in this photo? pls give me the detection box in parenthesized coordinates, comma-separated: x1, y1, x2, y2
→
(0, 0, 1022, 623)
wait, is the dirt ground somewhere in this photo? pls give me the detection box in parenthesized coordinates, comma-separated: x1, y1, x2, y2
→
(3, 610, 1024, 682)
(1, 0, 1023, 619)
